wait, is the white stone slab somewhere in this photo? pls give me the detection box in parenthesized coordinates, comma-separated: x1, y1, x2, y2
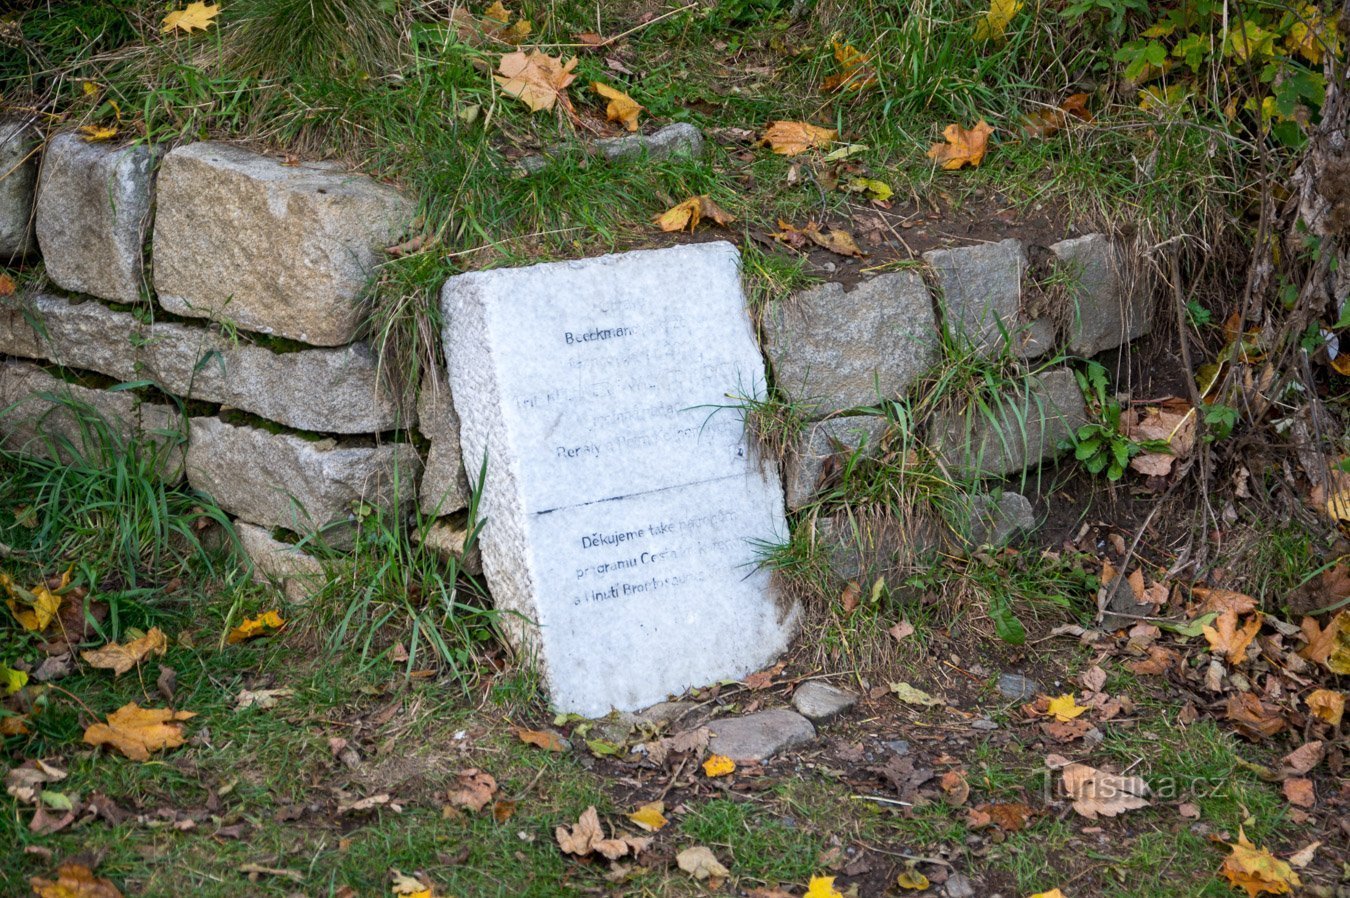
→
(443, 242, 795, 716)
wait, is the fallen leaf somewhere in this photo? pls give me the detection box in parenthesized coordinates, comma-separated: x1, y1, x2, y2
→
(30, 863, 122, 898)
(82, 703, 196, 761)
(156, 665, 177, 702)
(1219, 828, 1300, 897)
(0, 273, 15, 296)
(592, 82, 641, 131)
(1305, 688, 1344, 726)
(1178, 801, 1201, 819)
(391, 869, 431, 897)
(888, 620, 915, 641)
(967, 801, 1031, 832)
(771, 220, 867, 258)
(496, 50, 578, 113)
(1225, 693, 1287, 738)
(820, 41, 875, 93)
(656, 195, 734, 232)
(1061, 763, 1150, 819)
(3, 570, 64, 632)
(1203, 609, 1262, 664)
(1047, 694, 1086, 722)
(1287, 841, 1320, 868)
(161, 2, 219, 34)
(628, 800, 667, 832)
(515, 727, 567, 752)
(234, 688, 293, 711)
(447, 768, 497, 813)
(1281, 741, 1323, 775)
(676, 845, 729, 881)
(492, 799, 517, 822)
(973, 0, 1023, 41)
(1127, 645, 1178, 675)
(702, 754, 735, 777)
(760, 121, 836, 156)
(1282, 777, 1315, 808)
(1029, 891, 1066, 898)
(81, 627, 167, 676)
(927, 120, 993, 170)
(809, 227, 865, 258)
(896, 862, 930, 890)
(226, 610, 284, 644)
(1192, 586, 1258, 615)
(2, 665, 27, 694)
(840, 580, 861, 614)
(939, 770, 970, 806)
(890, 681, 944, 707)
(804, 876, 844, 898)
(554, 806, 649, 860)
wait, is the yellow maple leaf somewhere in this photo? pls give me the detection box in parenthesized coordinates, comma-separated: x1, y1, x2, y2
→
(81, 627, 168, 676)
(628, 800, 668, 832)
(161, 2, 220, 34)
(495, 50, 578, 113)
(656, 195, 735, 232)
(82, 702, 196, 762)
(391, 869, 432, 897)
(226, 610, 285, 644)
(2, 570, 65, 632)
(1047, 694, 1086, 722)
(1220, 828, 1300, 898)
(30, 863, 124, 898)
(1305, 688, 1344, 727)
(1029, 891, 1066, 898)
(820, 41, 875, 92)
(592, 82, 641, 132)
(1202, 609, 1262, 665)
(702, 754, 735, 777)
(78, 124, 119, 142)
(927, 120, 994, 170)
(760, 120, 837, 156)
(804, 876, 845, 898)
(973, 0, 1024, 41)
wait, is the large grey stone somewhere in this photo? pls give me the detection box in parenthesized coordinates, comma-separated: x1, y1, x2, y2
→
(707, 709, 815, 762)
(784, 415, 887, 509)
(153, 142, 413, 346)
(968, 491, 1036, 546)
(0, 293, 409, 433)
(520, 123, 705, 174)
(0, 359, 183, 477)
(185, 416, 421, 538)
(443, 241, 796, 716)
(791, 681, 858, 725)
(36, 133, 157, 303)
(594, 122, 704, 162)
(815, 512, 939, 585)
(763, 273, 939, 416)
(0, 293, 139, 380)
(236, 521, 328, 604)
(930, 368, 1088, 478)
(1051, 233, 1150, 357)
(416, 374, 470, 515)
(924, 239, 1030, 355)
(0, 117, 39, 259)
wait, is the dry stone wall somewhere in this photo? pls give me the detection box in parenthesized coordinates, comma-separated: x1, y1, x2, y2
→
(0, 118, 1156, 606)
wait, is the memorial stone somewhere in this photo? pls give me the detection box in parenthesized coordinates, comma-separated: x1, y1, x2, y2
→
(443, 242, 795, 716)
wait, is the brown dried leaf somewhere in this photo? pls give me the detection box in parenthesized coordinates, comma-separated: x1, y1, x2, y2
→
(1203, 609, 1262, 665)
(1192, 586, 1259, 616)
(81, 627, 168, 676)
(1282, 777, 1315, 808)
(30, 863, 123, 898)
(447, 768, 498, 813)
(1061, 763, 1150, 819)
(1224, 693, 1287, 739)
(1281, 741, 1323, 776)
(1305, 688, 1344, 726)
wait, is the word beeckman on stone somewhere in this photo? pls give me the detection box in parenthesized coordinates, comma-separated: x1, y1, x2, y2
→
(443, 242, 796, 715)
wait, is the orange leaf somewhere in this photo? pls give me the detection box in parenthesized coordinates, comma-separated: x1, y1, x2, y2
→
(81, 627, 168, 676)
(82, 702, 196, 761)
(1202, 609, 1262, 665)
(515, 727, 567, 751)
(656, 195, 735, 233)
(702, 754, 735, 777)
(1305, 688, 1344, 726)
(592, 82, 641, 131)
(226, 610, 284, 644)
(30, 863, 123, 898)
(927, 120, 994, 170)
(759, 121, 837, 156)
